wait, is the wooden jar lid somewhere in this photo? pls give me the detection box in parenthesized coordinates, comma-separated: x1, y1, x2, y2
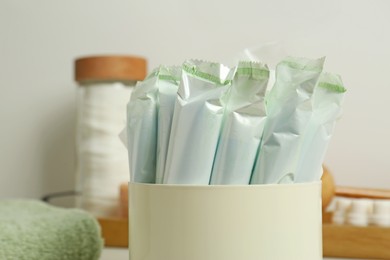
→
(75, 55, 147, 82)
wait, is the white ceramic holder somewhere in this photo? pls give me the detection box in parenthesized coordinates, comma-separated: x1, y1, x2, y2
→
(129, 182, 322, 260)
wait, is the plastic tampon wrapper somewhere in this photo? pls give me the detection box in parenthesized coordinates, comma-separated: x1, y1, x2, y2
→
(210, 61, 269, 184)
(155, 67, 181, 184)
(295, 73, 346, 182)
(251, 56, 325, 184)
(163, 60, 232, 184)
(127, 67, 180, 183)
(127, 70, 159, 183)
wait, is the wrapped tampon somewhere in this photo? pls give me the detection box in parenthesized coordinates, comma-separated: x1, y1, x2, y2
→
(155, 67, 181, 184)
(127, 70, 159, 183)
(295, 73, 346, 182)
(127, 67, 180, 183)
(163, 60, 232, 184)
(251, 56, 325, 184)
(210, 61, 269, 184)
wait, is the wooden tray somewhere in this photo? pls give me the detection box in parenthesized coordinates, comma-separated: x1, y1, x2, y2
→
(323, 224, 390, 259)
(98, 218, 128, 247)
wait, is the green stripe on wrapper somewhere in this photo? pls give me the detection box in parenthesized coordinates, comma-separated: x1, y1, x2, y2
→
(182, 61, 232, 85)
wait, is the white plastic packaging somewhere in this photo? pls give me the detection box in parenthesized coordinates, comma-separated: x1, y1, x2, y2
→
(163, 60, 232, 184)
(295, 73, 346, 182)
(127, 70, 159, 183)
(155, 67, 181, 184)
(127, 67, 181, 183)
(210, 61, 269, 184)
(250, 56, 325, 184)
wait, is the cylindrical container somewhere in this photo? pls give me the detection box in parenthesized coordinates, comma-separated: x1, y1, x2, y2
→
(74, 55, 146, 217)
(129, 182, 322, 260)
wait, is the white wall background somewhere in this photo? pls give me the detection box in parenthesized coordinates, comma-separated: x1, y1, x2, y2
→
(1, 0, 389, 199)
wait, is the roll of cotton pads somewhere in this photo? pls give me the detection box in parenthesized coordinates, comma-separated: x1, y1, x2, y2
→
(76, 83, 132, 216)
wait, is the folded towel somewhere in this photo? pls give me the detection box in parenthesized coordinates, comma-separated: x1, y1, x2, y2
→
(0, 200, 103, 260)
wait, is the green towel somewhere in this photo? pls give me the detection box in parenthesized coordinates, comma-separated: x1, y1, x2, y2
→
(0, 200, 103, 260)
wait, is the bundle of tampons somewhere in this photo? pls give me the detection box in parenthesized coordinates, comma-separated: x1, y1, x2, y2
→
(127, 57, 346, 185)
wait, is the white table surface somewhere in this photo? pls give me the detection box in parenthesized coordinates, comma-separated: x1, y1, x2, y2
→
(101, 248, 359, 260)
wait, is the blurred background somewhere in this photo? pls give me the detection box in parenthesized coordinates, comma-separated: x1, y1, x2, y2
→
(1, 0, 389, 200)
